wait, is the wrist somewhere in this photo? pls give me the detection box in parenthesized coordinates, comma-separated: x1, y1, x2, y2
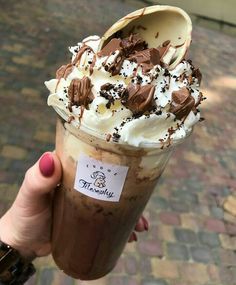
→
(0, 212, 35, 262)
(0, 240, 36, 284)
(0, 213, 36, 284)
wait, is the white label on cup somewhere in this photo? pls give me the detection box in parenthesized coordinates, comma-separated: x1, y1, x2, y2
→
(74, 153, 129, 202)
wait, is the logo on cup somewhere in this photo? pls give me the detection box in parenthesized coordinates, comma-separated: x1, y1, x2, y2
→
(91, 171, 106, 188)
(74, 154, 129, 202)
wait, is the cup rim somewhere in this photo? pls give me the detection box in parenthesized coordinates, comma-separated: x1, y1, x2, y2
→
(53, 103, 191, 151)
(59, 117, 192, 153)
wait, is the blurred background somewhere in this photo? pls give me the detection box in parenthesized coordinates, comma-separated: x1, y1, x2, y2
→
(0, 0, 236, 284)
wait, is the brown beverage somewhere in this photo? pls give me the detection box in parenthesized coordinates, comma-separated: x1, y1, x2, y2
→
(46, 5, 203, 281)
(51, 119, 176, 280)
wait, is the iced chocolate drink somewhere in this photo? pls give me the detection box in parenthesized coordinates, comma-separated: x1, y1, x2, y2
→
(45, 5, 204, 280)
(52, 118, 175, 279)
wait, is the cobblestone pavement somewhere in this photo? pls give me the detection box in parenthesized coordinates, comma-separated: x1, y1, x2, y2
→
(0, 0, 236, 284)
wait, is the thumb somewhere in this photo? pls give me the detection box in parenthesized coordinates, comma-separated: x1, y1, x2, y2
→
(14, 152, 62, 213)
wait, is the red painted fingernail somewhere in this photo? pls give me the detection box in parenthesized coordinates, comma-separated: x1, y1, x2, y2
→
(142, 216, 149, 231)
(39, 153, 55, 177)
(128, 232, 138, 243)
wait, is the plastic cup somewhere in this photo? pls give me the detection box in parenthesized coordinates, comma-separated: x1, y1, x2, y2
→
(52, 118, 183, 280)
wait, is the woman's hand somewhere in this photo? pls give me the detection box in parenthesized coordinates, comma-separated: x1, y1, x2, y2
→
(0, 152, 61, 259)
(0, 152, 148, 260)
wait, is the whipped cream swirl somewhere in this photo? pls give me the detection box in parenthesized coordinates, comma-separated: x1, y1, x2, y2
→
(46, 34, 204, 147)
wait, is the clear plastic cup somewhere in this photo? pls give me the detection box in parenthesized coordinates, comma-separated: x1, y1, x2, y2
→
(52, 118, 184, 280)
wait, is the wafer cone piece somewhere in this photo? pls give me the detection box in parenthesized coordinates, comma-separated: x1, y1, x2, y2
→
(99, 5, 192, 69)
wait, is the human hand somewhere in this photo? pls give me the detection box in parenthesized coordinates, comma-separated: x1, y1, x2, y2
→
(129, 216, 149, 242)
(0, 152, 61, 259)
(0, 152, 148, 260)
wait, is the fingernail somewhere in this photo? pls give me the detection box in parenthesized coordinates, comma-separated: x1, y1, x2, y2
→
(142, 216, 149, 231)
(129, 232, 138, 242)
(133, 232, 138, 242)
(39, 153, 55, 177)
(128, 232, 137, 243)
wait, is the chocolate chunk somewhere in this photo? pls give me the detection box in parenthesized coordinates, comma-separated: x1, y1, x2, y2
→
(129, 48, 161, 73)
(112, 132, 121, 142)
(121, 83, 156, 115)
(100, 83, 114, 91)
(68, 77, 94, 110)
(129, 48, 160, 66)
(169, 87, 195, 120)
(156, 41, 175, 67)
(99, 90, 115, 109)
(157, 46, 169, 59)
(105, 53, 124, 76)
(98, 33, 147, 76)
(120, 34, 147, 56)
(98, 38, 122, 57)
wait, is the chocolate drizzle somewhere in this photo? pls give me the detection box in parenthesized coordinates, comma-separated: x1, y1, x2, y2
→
(55, 44, 95, 91)
(98, 38, 121, 57)
(55, 64, 73, 91)
(195, 91, 204, 108)
(50, 31, 204, 147)
(68, 77, 94, 112)
(56, 64, 73, 80)
(121, 83, 156, 115)
(169, 87, 195, 120)
(72, 45, 94, 66)
(89, 54, 97, 75)
(124, 7, 146, 20)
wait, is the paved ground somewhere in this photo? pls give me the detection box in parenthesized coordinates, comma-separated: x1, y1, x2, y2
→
(0, 0, 236, 284)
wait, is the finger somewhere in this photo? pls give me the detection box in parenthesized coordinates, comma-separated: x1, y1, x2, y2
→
(14, 152, 62, 213)
(128, 232, 138, 243)
(134, 216, 149, 232)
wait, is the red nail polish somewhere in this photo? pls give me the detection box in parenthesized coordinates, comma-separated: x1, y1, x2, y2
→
(142, 216, 149, 231)
(133, 232, 138, 242)
(39, 153, 55, 177)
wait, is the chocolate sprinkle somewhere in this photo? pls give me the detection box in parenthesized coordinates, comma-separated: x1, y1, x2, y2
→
(192, 68, 202, 84)
(162, 40, 171, 47)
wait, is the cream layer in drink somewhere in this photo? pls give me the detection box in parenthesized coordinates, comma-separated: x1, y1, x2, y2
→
(46, 5, 204, 280)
